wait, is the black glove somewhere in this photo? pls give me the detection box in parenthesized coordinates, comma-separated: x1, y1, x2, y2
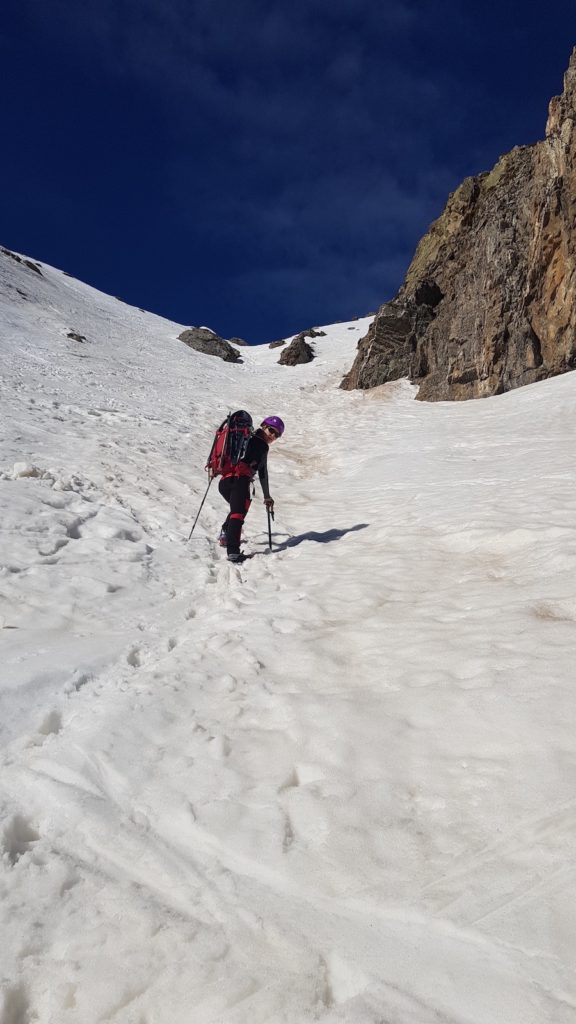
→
(264, 497, 274, 512)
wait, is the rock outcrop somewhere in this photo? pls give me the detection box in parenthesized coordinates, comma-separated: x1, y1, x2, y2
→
(179, 327, 241, 362)
(278, 332, 315, 365)
(342, 49, 576, 400)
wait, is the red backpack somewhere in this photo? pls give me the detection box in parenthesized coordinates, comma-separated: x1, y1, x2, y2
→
(205, 410, 253, 478)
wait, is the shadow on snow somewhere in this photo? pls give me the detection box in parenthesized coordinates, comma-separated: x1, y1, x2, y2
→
(274, 523, 369, 550)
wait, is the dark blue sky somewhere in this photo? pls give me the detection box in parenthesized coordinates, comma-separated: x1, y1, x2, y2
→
(1, 1, 574, 343)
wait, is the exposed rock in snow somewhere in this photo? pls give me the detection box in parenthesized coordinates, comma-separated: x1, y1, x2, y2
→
(278, 333, 315, 365)
(178, 326, 242, 362)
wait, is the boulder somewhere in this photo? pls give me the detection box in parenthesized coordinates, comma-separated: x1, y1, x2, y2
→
(278, 333, 315, 365)
(179, 327, 241, 363)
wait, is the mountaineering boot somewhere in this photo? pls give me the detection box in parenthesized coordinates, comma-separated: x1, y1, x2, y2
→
(218, 528, 228, 547)
(227, 552, 247, 564)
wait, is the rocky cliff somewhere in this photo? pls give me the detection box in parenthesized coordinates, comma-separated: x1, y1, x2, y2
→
(341, 49, 576, 400)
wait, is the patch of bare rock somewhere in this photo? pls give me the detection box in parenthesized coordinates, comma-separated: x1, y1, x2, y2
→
(178, 327, 242, 362)
(278, 328, 325, 365)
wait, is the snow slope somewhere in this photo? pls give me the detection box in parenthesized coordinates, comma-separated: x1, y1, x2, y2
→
(1, 248, 575, 1024)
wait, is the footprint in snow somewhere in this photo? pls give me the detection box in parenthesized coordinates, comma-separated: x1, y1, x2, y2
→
(271, 617, 300, 635)
(39, 536, 69, 557)
(0, 983, 32, 1023)
(68, 672, 92, 693)
(127, 647, 141, 668)
(37, 710, 62, 741)
(2, 815, 41, 867)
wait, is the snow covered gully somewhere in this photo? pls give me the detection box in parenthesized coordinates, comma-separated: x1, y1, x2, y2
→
(1, 251, 575, 1023)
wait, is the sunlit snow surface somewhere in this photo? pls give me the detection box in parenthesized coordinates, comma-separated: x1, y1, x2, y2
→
(1, 249, 575, 1023)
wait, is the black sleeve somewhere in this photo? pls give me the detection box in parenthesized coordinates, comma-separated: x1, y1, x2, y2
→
(258, 451, 270, 499)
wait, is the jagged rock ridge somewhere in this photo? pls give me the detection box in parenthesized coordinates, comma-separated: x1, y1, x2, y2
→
(342, 49, 576, 401)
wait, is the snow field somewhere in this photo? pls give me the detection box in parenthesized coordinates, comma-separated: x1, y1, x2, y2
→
(1, 250, 575, 1022)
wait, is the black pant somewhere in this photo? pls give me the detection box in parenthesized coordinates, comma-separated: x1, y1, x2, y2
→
(219, 476, 252, 554)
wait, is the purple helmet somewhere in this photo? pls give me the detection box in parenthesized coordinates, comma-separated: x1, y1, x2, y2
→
(261, 415, 285, 437)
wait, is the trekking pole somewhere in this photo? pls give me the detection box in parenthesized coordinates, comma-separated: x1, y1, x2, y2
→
(267, 507, 274, 550)
(188, 475, 213, 541)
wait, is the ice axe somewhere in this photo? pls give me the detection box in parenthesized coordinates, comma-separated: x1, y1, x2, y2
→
(266, 506, 274, 551)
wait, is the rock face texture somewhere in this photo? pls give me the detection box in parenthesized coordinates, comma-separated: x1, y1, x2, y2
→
(342, 50, 576, 400)
(178, 327, 241, 362)
(278, 333, 315, 365)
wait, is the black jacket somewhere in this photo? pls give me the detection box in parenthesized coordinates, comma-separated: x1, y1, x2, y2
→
(239, 430, 270, 498)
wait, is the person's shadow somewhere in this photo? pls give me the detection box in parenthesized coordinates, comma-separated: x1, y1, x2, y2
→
(273, 523, 369, 551)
